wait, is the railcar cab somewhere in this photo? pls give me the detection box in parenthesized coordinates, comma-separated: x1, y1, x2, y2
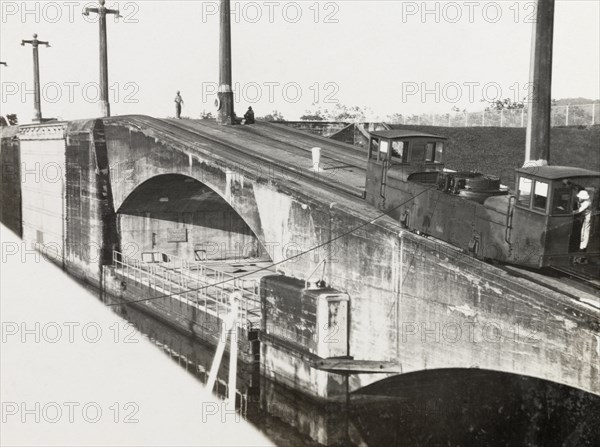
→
(512, 166, 599, 267)
(365, 130, 447, 209)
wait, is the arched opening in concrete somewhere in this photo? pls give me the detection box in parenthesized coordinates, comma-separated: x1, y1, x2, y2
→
(116, 174, 271, 263)
(347, 368, 599, 446)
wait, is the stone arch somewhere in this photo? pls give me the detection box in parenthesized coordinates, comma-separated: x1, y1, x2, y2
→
(354, 365, 598, 398)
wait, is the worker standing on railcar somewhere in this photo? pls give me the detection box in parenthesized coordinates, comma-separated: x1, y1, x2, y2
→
(574, 190, 592, 264)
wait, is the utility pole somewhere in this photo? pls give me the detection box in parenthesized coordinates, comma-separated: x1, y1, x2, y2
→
(217, 0, 235, 125)
(83, 0, 120, 117)
(524, 0, 554, 166)
(21, 34, 50, 123)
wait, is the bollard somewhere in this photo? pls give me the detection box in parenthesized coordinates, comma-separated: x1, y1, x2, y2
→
(311, 147, 321, 172)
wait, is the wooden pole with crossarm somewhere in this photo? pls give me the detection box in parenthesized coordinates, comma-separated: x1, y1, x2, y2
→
(21, 34, 50, 123)
(83, 0, 121, 117)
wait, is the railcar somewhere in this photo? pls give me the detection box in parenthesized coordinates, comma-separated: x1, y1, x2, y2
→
(364, 130, 599, 268)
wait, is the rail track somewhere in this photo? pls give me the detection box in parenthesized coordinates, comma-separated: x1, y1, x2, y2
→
(502, 264, 599, 312)
(147, 116, 368, 197)
(552, 266, 600, 297)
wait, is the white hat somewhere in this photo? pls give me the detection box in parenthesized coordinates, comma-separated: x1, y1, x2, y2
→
(577, 190, 590, 200)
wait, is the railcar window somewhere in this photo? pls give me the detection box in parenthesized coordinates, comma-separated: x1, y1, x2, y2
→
(379, 140, 389, 161)
(533, 181, 549, 211)
(425, 143, 435, 162)
(517, 177, 532, 207)
(391, 140, 408, 163)
(552, 187, 571, 215)
(370, 138, 379, 160)
(435, 142, 444, 163)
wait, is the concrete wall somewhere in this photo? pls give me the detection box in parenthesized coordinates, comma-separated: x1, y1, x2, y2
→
(19, 124, 68, 261)
(64, 120, 118, 282)
(118, 213, 260, 261)
(0, 126, 22, 236)
(9, 116, 598, 398)
(17, 120, 116, 287)
(103, 116, 600, 397)
(365, 234, 599, 395)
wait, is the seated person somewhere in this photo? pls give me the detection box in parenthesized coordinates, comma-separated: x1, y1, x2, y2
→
(243, 107, 255, 125)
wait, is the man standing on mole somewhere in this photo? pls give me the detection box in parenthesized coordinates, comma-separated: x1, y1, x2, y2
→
(174, 91, 184, 119)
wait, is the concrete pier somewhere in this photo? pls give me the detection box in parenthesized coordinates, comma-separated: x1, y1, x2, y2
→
(2, 116, 598, 401)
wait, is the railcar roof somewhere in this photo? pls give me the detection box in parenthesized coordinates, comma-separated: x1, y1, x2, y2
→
(517, 165, 600, 180)
(370, 130, 447, 139)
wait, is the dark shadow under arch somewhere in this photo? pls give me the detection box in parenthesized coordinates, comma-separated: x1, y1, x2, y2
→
(348, 368, 600, 446)
(116, 174, 270, 262)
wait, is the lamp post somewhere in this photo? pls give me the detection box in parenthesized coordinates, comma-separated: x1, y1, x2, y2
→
(83, 0, 120, 117)
(21, 34, 50, 123)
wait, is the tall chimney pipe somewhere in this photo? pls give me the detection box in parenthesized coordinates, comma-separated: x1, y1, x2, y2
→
(524, 0, 555, 166)
(217, 0, 235, 125)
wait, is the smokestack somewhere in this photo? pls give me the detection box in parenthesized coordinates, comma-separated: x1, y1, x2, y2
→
(524, 0, 555, 166)
(217, 0, 235, 125)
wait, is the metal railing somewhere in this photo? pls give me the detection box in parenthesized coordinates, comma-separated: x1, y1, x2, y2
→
(389, 103, 600, 128)
(112, 251, 262, 328)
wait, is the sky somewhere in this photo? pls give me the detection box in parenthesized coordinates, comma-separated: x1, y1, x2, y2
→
(0, 0, 599, 123)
